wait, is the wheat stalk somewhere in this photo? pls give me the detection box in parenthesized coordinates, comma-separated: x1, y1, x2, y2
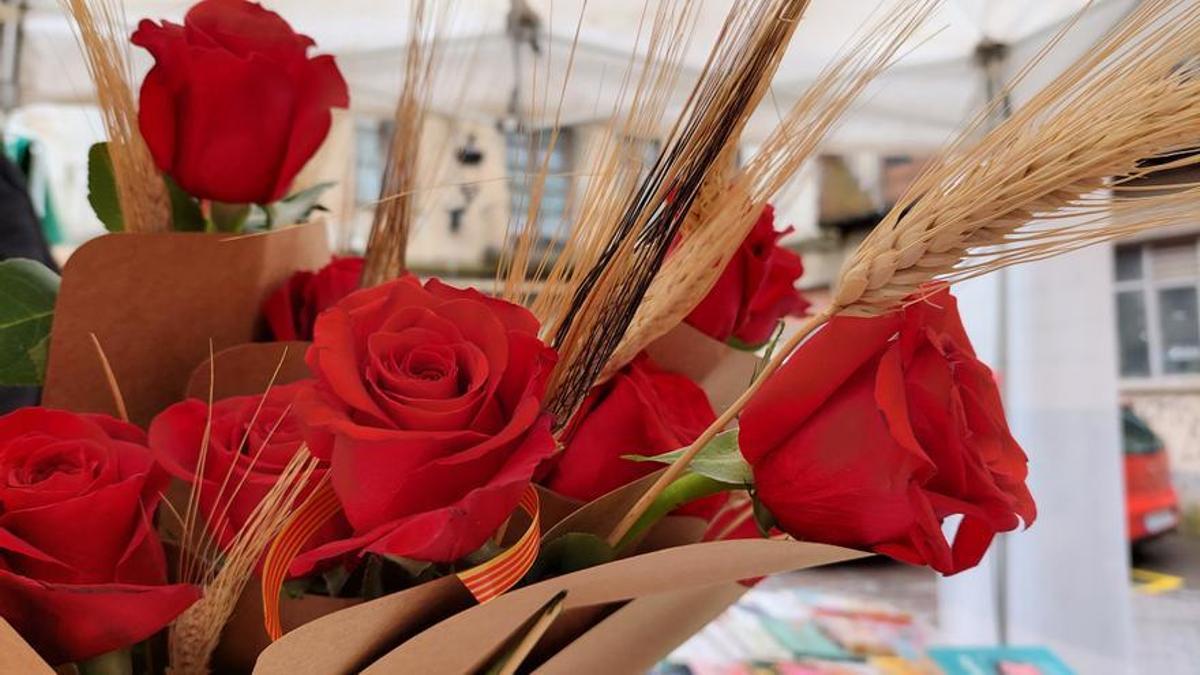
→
(835, 0, 1200, 315)
(604, 0, 937, 377)
(169, 451, 321, 674)
(608, 0, 1200, 545)
(539, 0, 812, 426)
(168, 350, 321, 674)
(60, 0, 169, 233)
(500, 1, 685, 311)
(361, 0, 450, 287)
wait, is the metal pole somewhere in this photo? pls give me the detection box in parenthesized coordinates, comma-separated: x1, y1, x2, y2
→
(975, 37, 1013, 648)
(0, 0, 24, 112)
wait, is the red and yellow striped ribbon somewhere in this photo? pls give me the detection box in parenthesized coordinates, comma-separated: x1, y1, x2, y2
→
(260, 483, 542, 641)
(261, 480, 342, 640)
(456, 485, 541, 602)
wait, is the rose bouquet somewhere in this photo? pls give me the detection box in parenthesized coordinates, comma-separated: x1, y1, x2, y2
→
(4, 0, 1200, 673)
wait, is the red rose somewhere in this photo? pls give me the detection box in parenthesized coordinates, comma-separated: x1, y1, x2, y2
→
(686, 205, 810, 346)
(0, 409, 199, 665)
(132, 0, 349, 205)
(739, 289, 1035, 574)
(291, 276, 558, 573)
(263, 256, 365, 341)
(148, 381, 343, 557)
(544, 353, 716, 503)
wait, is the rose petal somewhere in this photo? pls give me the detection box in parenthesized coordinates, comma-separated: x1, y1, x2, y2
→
(0, 569, 199, 666)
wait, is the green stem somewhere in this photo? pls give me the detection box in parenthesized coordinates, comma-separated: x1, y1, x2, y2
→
(77, 648, 132, 675)
(614, 473, 735, 554)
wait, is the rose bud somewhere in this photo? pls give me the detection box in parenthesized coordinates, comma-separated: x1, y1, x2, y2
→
(686, 204, 810, 347)
(544, 353, 716, 503)
(132, 0, 349, 205)
(290, 276, 558, 573)
(148, 381, 345, 557)
(739, 288, 1036, 574)
(0, 409, 199, 665)
(262, 257, 365, 341)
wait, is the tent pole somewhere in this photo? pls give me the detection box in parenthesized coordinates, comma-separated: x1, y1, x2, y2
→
(0, 0, 23, 112)
(975, 37, 1013, 648)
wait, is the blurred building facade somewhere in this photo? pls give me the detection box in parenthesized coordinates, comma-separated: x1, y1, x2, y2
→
(1111, 166, 1200, 525)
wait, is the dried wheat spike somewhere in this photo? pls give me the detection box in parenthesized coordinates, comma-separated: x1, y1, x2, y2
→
(361, 0, 446, 287)
(833, 0, 1200, 317)
(603, 0, 935, 377)
(540, 0, 812, 425)
(61, 0, 170, 233)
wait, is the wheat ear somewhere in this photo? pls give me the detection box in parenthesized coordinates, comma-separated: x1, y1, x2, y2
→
(168, 351, 321, 673)
(604, 0, 937, 377)
(60, 0, 169, 233)
(361, 0, 448, 286)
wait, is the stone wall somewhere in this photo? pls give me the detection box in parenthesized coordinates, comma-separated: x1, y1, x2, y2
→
(1126, 391, 1200, 520)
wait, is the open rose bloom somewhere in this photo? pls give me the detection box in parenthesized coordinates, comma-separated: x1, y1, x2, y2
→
(291, 276, 559, 570)
(740, 289, 1035, 574)
(0, 410, 198, 665)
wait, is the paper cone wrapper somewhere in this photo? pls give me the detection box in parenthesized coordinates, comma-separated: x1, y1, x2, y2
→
(185, 341, 313, 399)
(42, 222, 329, 425)
(254, 470, 864, 674)
(0, 618, 53, 674)
(645, 323, 760, 412)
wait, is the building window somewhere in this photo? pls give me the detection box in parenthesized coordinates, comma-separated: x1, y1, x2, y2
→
(1115, 238, 1200, 378)
(355, 117, 394, 206)
(505, 127, 573, 238)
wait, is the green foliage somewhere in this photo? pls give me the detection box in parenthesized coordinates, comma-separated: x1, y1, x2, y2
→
(88, 142, 206, 232)
(261, 182, 334, 230)
(87, 142, 123, 233)
(613, 473, 737, 554)
(625, 429, 752, 486)
(209, 201, 251, 233)
(166, 176, 205, 231)
(530, 532, 616, 579)
(752, 494, 778, 537)
(0, 259, 59, 386)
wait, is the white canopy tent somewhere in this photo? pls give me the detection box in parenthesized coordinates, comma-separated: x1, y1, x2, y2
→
(15, 0, 1136, 149)
(12, 1, 1142, 671)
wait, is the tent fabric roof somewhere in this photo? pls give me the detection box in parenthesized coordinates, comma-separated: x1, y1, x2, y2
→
(20, 0, 1135, 148)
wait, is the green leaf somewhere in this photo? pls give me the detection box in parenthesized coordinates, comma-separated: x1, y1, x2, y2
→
(0, 258, 59, 386)
(383, 555, 434, 578)
(77, 648, 132, 675)
(458, 540, 503, 567)
(209, 201, 251, 233)
(282, 577, 312, 600)
(263, 181, 334, 229)
(624, 429, 752, 486)
(753, 494, 778, 537)
(360, 555, 385, 600)
(530, 533, 615, 580)
(87, 142, 123, 232)
(165, 175, 205, 231)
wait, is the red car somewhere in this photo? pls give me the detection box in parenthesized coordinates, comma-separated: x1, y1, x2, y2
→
(1122, 407, 1180, 542)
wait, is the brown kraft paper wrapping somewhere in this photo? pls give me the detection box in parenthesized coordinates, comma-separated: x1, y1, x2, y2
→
(0, 618, 53, 674)
(645, 323, 760, 412)
(535, 582, 749, 674)
(42, 222, 329, 426)
(365, 539, 865, 673)
(185, 341, 313, 400)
